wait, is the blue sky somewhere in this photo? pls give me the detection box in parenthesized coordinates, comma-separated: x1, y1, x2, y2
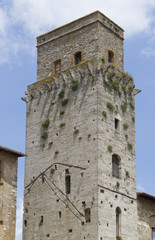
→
(0, 1, 155, 239)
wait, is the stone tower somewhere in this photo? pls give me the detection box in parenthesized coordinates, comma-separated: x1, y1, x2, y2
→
(0, 146, 24, 240)
(23, 11, 138, 240)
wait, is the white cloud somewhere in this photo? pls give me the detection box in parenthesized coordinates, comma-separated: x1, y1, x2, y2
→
(0, 0, 155, 64)
(137, 184, 145, 192)
(15, 199, 23, 240)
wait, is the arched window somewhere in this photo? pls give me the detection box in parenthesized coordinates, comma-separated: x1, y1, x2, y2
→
(116, 207, 121, 237)
(54, 59, 61, 73)
(112, 154, 121, 178)
(108, 50, 114, 63)
(74, 52, 81, 65)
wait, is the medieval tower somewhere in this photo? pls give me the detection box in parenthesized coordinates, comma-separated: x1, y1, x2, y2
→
(23, 11, 138, 240)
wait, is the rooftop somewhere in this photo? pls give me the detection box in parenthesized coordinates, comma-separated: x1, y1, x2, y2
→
(137, 192, 155, 202)
(37, 10, 124, 47)
(0, 145, 24, 157)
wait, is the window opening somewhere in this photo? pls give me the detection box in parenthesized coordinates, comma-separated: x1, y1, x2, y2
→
(85, 208, 91, 223)
(116, 207, 121, 237)
(74, 52, 81, 65)
(108, 50, 114, 63)
(115, 118, 119, 130)
(65, 175, 71, 194)
(24, 220, 27, 227)
(54, 59, 61, 73)
(59, 211, 62, 219)
(112, 154, 120, 178)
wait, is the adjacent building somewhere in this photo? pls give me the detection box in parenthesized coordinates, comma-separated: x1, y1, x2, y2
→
(0, 146, 24, 240)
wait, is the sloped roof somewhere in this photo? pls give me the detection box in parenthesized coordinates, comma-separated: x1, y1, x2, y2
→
(0, 145, 24, 157)
(137, 192, 155, 202)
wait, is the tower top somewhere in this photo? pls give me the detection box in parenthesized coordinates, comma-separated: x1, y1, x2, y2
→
(37, 11, 124, 47)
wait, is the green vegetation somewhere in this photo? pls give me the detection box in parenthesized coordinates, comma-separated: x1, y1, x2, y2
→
(132, 116, 135, 123)
(50, 168, 55, 174)
(127, 142, 133, 151)
(61, 98, 69, 106)
(121, 102, 127, 113)
(107, 145, 112, 153)
(129, 102, 135, 110)
(125, 134, 128, 140)
(107, 102, 114, 111)
(42, 119, 50, 128)
(116, 182, 120, 188)
(60, 111, 65, 116)
(74, 129, 79, 135)
(58, 90, 65, 99)
(49, 141, 53, 146)
(126, 170, 130, 178)
(60, 123, 66, 128)
(71, 80, 79, 91)
(107, 71, 115, 80)
(123, 123, 129, 130)
(41, 132, 48, 139)
(79, 136, 82, 140)
(102, 110, 107, 118)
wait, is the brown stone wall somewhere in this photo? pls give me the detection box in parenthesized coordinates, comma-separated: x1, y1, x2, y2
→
(0, 152, 17, 240)
(137, 196, 155, 240)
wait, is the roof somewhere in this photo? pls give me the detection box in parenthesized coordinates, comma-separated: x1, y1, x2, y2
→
(137, 192, 155, 202)
(0, 146, 24, 157)
(37, 10, 124, 46)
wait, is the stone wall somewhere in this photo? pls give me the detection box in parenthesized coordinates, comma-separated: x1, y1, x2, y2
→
(0, 151, 18, 240)
(137, 195, 155, 240)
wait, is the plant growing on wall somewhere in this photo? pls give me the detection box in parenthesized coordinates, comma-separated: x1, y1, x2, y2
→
(58, 90, 65, 99)
(125, 170, 130, 178)
(123, 123, 129, 130)
(50, 168, 55, 174)
(60, 123, 66, 128)
(42, 119, 50, 128)
(61, 99, 69, 106)
(74, 129, 79, 135)
(102, 110, 107, 118)
(71, 80, 79, 91)
(107, 145, 112, 153)
(121, 102, 127, 113)
(127, 143, 133, 151)
(107, 102, 114, 111)
(41, 132, 48, 139)
(129, 102, 134, 110)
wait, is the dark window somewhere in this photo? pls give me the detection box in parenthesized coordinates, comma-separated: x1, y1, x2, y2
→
(65, 175, 71, 194)
(112, 154, 120, 178)
(59, 211, 61, 219)
(85, 208, 91, 223)
(54, 59, 61, 73)
(24, 220, 27, 227)
(115, 118, 119, 130)
(108, 50, 114, 63)
(116, 207, 121, 237)
(74, 52, 81, 65)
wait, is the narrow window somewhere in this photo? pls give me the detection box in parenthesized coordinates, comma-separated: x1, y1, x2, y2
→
(115, 118, 119, 130)
(54, 59, 61, 73)
(59, 211, 61, 219)
(116, 207, 121, 237)
(65, 175, 71, 194)
(85, 208, 91, 223)
(108, 50, 114, 63)
(24, 220, 27, 227)
(152, 229, 155, 240)
(112, 154, 121, 178)
(74, 52, 81, 65)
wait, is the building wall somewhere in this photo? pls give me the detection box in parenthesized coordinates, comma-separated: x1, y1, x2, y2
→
(137, 196, 155, 240)
(0, 152, 18, 240)
(36, 11, 124, 82)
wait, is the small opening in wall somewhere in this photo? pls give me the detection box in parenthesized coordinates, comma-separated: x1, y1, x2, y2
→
(55, 165, 57, 170)
(54, 59, 61, 73)
(107, 223, 109, 227)
(100, 189, 104, 193)
(115, 118, 119, 130)
(108, 50, 114, 63)
(131, 200, 134, 204)
(115, 194, 118, 198)
(81, 221, 84, 225)
(124, 208, 127, 211)
(69, 229, 72, 233)
(56, 133, 58, 136)
(24, 220, 27, 227)
(85, 208, 91, 223)
(74, 52, 81, 65)
(59, 211, 61, 219)
(0, 220, 3, 225)
(65, 169, 69, 174)
(81, 172, 84, 177)
(88, 160, 90, 163)
(65, 175, 71, 194)
(101, 201, 103, 204)
(56, 199, 59, 202)
(46, 234, 50, 238)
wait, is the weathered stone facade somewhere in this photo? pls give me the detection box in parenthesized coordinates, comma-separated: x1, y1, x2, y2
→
(137, 193, 155, 240)
(23, 11, 140, 240)
(0, 146, 24, 240)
